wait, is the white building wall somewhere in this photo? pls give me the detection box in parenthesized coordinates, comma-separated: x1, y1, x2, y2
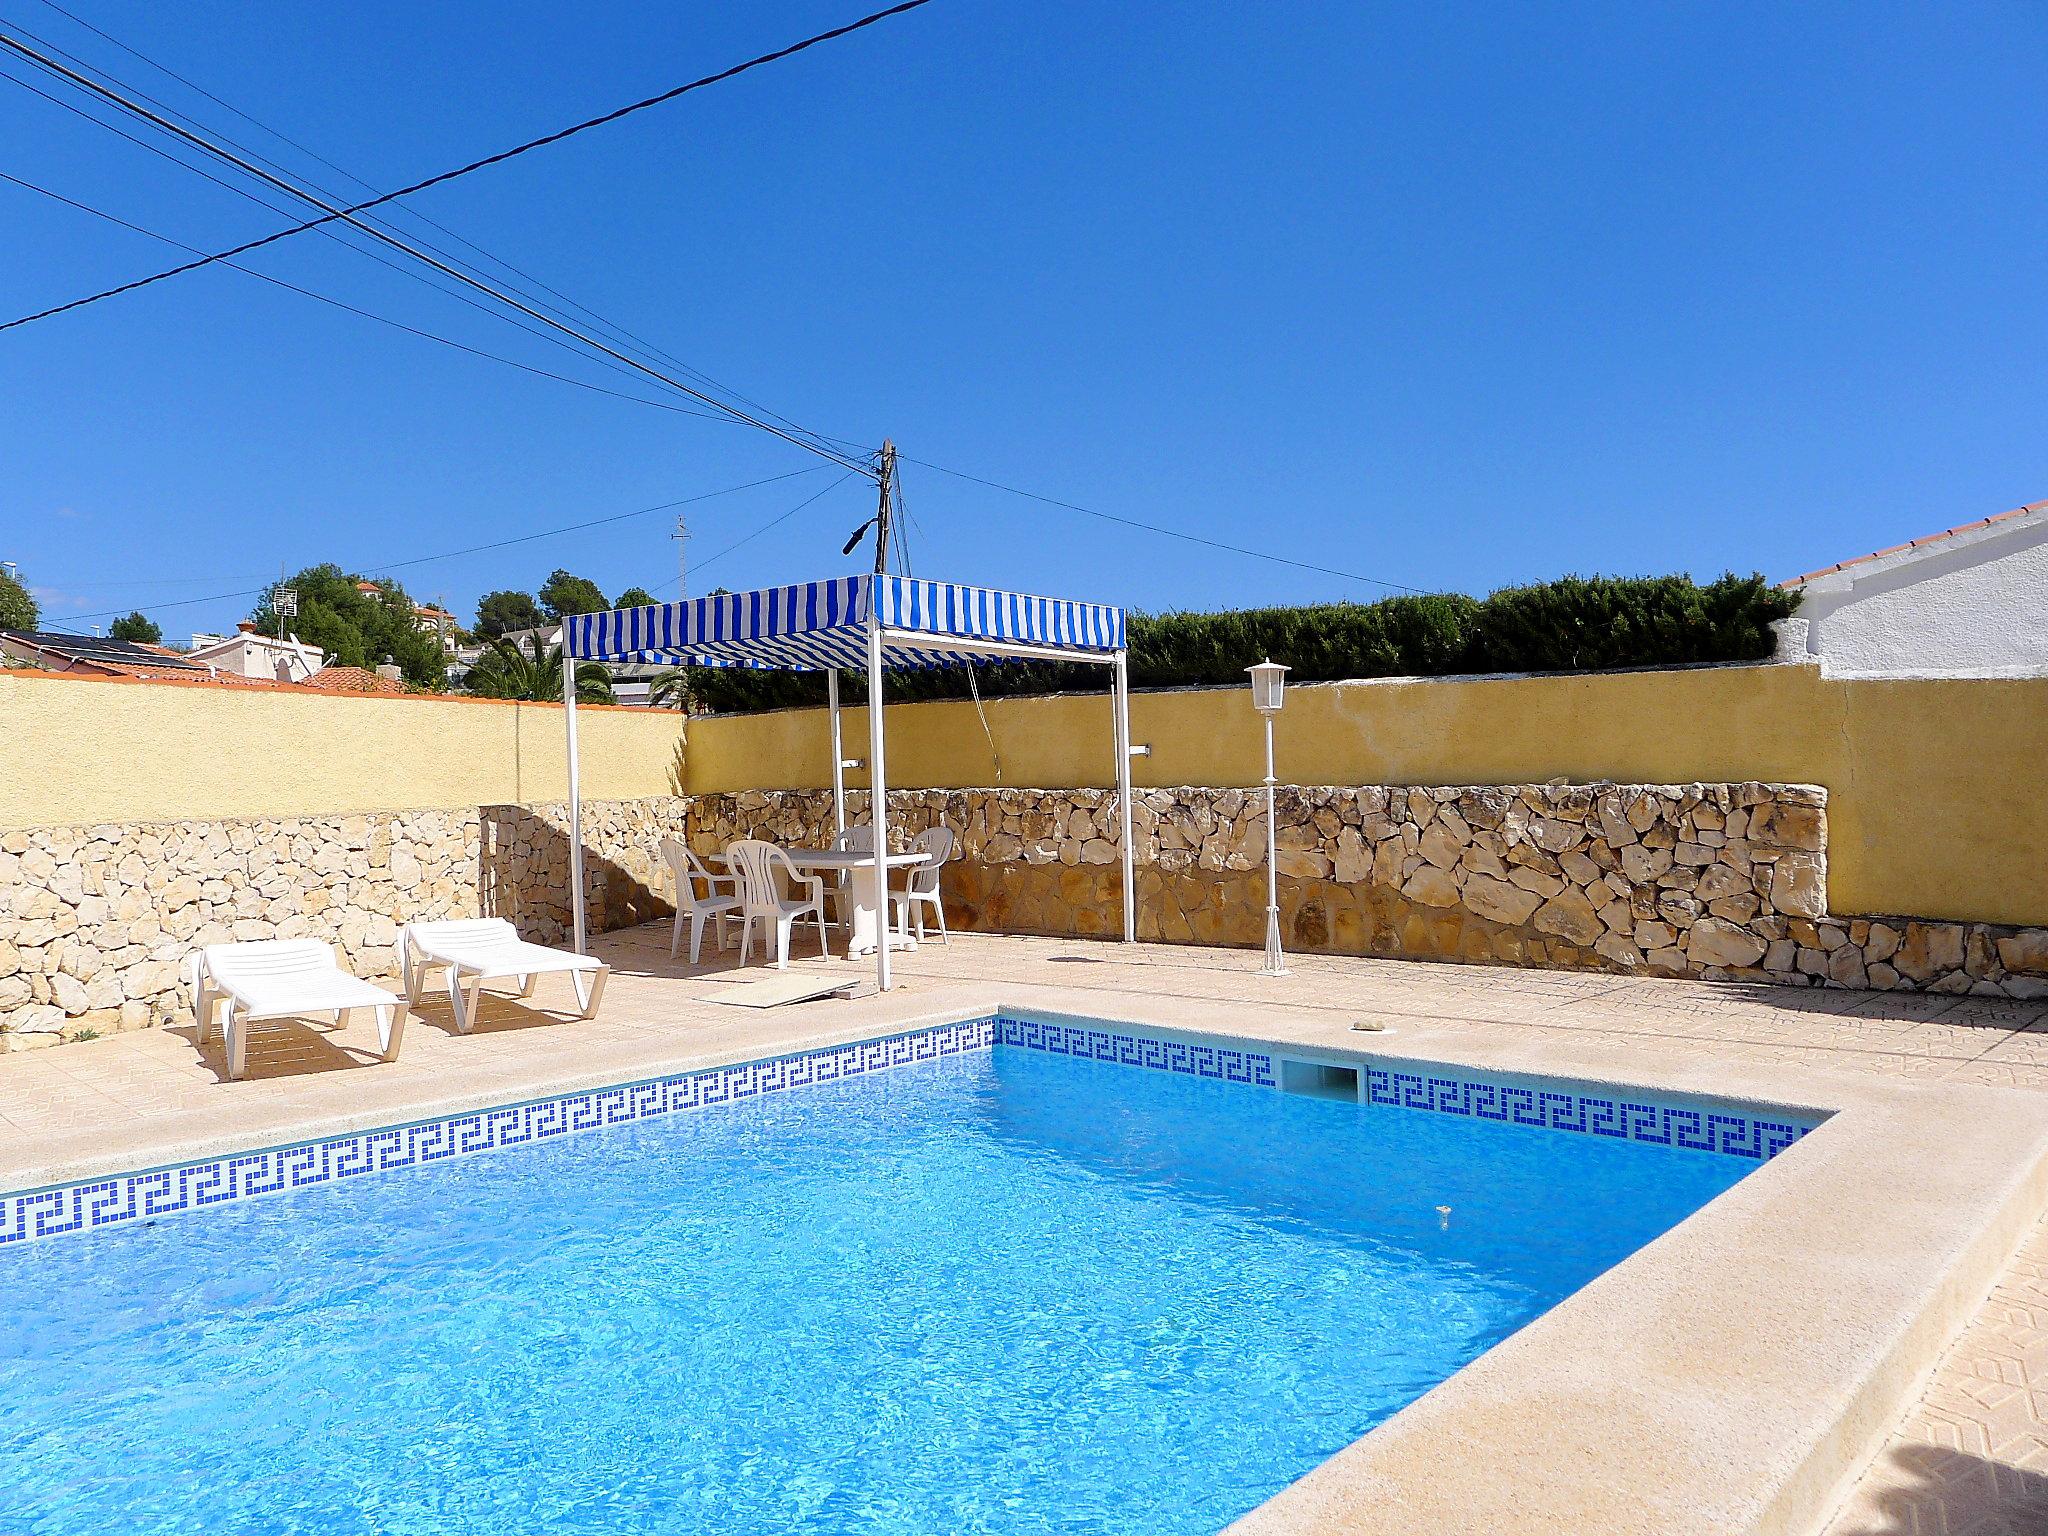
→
(1789, 511, 2048, 678)
(185, 632, 325, 683)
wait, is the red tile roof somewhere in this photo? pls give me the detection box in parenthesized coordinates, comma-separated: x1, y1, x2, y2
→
(90, 659, 289, 688)
(1782, 499, 2048, 588)
(1, 633, 419, 694)
(302, 665, 412, 695)
(143, 667, 286, 687)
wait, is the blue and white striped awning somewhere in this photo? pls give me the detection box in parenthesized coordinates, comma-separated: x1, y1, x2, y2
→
(562, 575, 1126, 670)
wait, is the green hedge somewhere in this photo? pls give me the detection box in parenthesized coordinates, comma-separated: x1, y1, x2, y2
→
(683, 573, 1796, 714)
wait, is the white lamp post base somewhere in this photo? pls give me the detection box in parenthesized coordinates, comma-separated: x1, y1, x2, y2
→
(1260, 908, 1290, 977)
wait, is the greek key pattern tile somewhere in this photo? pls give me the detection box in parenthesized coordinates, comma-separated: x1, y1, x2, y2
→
(1364, 1066, 1813, 1160)
(994, 1016, 1809, 1160)
(3, 1014, 1814, 1248)
(996, 1015, 1278, 1086)
(1, 1016, 999, 1248)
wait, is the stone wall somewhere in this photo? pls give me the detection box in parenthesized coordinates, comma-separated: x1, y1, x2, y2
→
(0, 796, 687, 1052)
(10, 776, 2046, 1057)
(690, 784, 2048, 998)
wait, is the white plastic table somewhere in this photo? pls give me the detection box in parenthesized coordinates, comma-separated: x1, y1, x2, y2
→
(733, 848, 932, 958)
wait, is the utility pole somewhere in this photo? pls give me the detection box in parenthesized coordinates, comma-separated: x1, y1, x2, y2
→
(671, 512, 690, 601)
(862, 439, 896, 995)
(872, 439, 896, 575)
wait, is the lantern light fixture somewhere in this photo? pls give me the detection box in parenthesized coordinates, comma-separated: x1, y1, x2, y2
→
(1248, 658, 1288, 716)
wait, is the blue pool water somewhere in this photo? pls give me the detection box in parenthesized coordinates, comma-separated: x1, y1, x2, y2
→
(0, 1046, 1752, 1535)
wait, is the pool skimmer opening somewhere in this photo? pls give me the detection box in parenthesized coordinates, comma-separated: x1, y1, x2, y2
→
(1279, 1060, 1362, 1102)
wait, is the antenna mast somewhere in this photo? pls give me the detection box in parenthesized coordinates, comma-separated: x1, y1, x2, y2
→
(672, 513, 690, 601)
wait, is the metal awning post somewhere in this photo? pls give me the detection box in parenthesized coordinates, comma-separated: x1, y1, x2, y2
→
(563, 654, 587, 954)
(865, 619, 891, 992)
(827, 668, 847, 835)
(1114, 648, 1135, 943)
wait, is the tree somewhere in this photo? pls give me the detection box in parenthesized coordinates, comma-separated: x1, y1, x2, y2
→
(249, 565, 446, 688)
(613, 586, 659, 610)
(1461, 573, 1797, 673)
(475, 589, 545, 639)
(109, 612, 162, 644)
(647, 667, 696, 711)
(0, 568, 39, 631)
(465, 633, 613, 703)
(538, 569, 609, 621)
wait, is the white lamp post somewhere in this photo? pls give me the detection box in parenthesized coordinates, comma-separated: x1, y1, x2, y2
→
(1248, 659, 1289, 976)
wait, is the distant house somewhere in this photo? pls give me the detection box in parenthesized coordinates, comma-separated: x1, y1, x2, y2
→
(354, 581, 460, 649)
(1779, 499, 2048, 678)
(0, 629, 411, 697)
(0, 630, 252, 683)
(185, 623, 326, 683)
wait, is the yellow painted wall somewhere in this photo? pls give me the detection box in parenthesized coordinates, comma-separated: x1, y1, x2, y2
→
(682, 664, 2048, 928)
(0, 672, 686, 828)
(7, 664, 2041, 928)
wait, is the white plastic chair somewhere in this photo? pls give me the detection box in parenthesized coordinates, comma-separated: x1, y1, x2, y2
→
(725, 839, 830, 969)
(891, 825, 956, 944)
(397, 918, 608, 1035)
(662, 837, 740, 964)
(827, 822, 873, 930)
(182, 939, 408, 1080)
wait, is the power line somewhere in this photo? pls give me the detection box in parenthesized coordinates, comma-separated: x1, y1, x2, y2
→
(0, 31, 872, 475)
(0, 3, 928, 478)
(15, 0, 833, 444)
(673, 473, 862, 587)
(0, 60, 736, 409)
(368, 470, 829, 579)
(52, 467, 833, 626)
(0, 167, 747, 423)
(1, 62, 390, 263)
(6, 165, 1408, 609)
(3, 8, 1413, 608)
(901, 468, 925, 577)
(898, 456, 1429, 594)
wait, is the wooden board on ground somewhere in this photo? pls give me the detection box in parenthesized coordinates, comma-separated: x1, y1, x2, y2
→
(705, 972, 877, 1008)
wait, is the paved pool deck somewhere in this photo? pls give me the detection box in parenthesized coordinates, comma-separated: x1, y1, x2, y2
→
(7, 928, 2048, 1535)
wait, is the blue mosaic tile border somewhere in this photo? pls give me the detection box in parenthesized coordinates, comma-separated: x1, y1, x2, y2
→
(1, 1016, 998, 1249)
(993, 1014, 1812, 1161)
(996, 1014, 1277, 1087)
(1362, 1065, 1812, 1161)
(3, 1012, 1813, 1249)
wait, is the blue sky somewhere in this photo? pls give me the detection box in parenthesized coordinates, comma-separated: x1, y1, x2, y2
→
(3, 1, 2044, 638)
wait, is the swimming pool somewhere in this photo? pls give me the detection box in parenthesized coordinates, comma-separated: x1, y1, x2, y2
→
(0, 1021, 1790, 1534)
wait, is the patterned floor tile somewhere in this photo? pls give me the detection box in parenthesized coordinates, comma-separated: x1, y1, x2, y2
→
(1826, 1218, 2048, 1536)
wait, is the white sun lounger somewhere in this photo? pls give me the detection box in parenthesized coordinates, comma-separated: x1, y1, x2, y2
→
(183, 939, 409, 1081)
(397, 918, 608, 1035)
